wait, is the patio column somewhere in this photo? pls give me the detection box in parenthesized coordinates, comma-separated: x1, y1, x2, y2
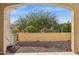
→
(0, 7, 4, 54)
(74, 7, 79, 53)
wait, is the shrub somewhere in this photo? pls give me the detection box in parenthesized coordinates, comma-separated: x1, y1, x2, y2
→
(24, 25, 37, 32)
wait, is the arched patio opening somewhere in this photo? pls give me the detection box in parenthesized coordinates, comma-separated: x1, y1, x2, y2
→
(3, 4, 74, 54)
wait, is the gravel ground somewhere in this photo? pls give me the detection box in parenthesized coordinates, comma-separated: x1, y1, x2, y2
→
(7, 40, 72, 53)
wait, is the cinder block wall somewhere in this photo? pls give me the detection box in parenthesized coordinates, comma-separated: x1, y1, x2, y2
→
(18, 33, 71, 41)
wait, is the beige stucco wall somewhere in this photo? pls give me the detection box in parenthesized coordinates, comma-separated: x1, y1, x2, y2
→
(18, 33, 71, 41)
(74, 6, 79, 53)
(4, 6, 16, 53)
(0, 3, 79, 54)
(0, 7, 4, 53)
(0, 4, 16, 54)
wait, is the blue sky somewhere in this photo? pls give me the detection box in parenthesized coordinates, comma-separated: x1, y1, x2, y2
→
(10, 5, 72, 24)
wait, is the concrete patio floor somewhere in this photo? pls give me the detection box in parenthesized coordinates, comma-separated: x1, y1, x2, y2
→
(6, 52, 76, 55)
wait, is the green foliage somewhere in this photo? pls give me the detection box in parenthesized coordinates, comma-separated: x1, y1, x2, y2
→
(60, 22, 71, 32)
(11, 27, 20, 33)
(14, 17, 27, 32)
(24, 25, 37, 32)
(11, 10, 71, 33)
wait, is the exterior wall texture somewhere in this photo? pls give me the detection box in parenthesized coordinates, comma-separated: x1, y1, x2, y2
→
(0, 3, 79, 54)
(0, 7, 4, 53)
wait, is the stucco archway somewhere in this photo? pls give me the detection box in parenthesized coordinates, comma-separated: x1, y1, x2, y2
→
(0, 3, 79, 54)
